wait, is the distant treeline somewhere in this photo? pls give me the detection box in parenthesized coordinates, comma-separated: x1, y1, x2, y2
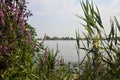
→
(37, 35, 120, 40)
(37, 35, 75, 40)
(45, 35, 75, 40)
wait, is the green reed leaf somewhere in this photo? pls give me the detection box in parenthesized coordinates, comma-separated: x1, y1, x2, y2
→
(76, 30, 80, 49)
(114, 16, 120, 32)
(95, 6, 104, 28)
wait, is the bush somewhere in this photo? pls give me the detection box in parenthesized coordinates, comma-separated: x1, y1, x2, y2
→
(0, 0, 40, 79)
(0, 1, 72, 80)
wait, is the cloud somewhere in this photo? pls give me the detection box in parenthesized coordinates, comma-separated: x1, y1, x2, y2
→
(27, 0, 120, 19)
(27, 0, 81, 16)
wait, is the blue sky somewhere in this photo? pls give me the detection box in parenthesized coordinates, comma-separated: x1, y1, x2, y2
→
(26, 0, 120, 38)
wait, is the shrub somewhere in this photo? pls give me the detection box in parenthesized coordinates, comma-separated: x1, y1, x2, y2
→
(0, 0, 39, 79)
(0, 1, 71, 80)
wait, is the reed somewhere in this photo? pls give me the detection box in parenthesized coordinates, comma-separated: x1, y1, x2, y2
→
(76, 0, 120, 79)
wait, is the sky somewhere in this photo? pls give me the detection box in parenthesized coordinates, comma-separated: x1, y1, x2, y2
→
(26, 0, 120, 38)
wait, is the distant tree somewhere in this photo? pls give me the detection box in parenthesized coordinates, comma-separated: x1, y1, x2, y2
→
(52, 36, 60, 40)
(46, 35, 51, 40)
(70, 37, 75, 40)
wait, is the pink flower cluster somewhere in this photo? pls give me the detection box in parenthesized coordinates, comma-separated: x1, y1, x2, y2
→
(58, 56, 64, 66)
(0, 0, 33, 55)
(0, 9, 5, 25)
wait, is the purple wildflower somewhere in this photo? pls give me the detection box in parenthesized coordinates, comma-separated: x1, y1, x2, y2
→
(1, 18, 5, 25)
(0, 31, 2, 36)
(58, 56, 64, 66)
(34, 43, 38, 49)
(27, 32, 31, 43)
(44, 47, 48, 57)
(11, 4, 15, 11)
(0, 10, 4, 17)
(41, 34, 46, 43)
(0, 10, 5, 25)
(14, 9, 18, 21)
(0, 45, 2, 53)
(21, 22, 25, 32)
(1, 0, 5, 5)
(3, 7, 7, 13)
(19, 16, 24, 24)
(19, 16, 25, 32)
(3, 45, 8, 55)
(42, 57, 46, 64)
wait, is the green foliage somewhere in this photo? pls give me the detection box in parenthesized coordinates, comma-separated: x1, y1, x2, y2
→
(0, 0, 38, 79)
(0, 1, 73, 80)
(76, 0, 120, 80)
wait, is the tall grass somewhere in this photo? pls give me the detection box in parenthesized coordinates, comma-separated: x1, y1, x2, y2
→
(76, 0, 120, 79)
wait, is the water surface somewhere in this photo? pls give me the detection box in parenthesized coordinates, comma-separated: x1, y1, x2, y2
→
(44, 40, 86, 63)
